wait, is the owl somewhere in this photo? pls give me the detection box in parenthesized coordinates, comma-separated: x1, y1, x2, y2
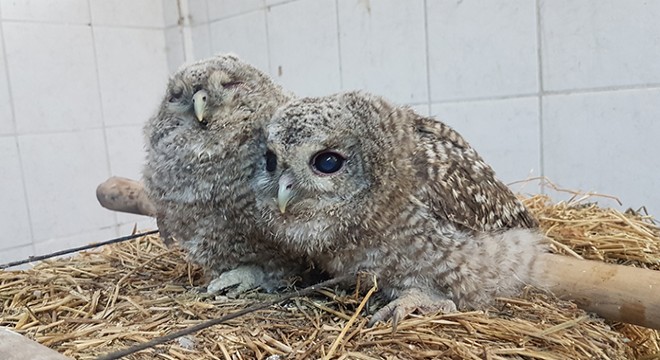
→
(253, 91, 546, 326)
(143, 54, 312, 295)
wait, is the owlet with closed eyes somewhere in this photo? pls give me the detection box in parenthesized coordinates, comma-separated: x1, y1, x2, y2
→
(143, 54, 312, 295)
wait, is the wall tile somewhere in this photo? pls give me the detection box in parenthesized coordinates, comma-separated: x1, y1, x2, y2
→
(94, 27, 169, 127)
(209, 10, 269, 73)
(191, 24, 213, 60)
(267, 0, 340, 97)
(19, 129, 115, 241)
(409, 104, 430, 117)
(0, 0, 90, 24)
(0, 24, 13, 135)
(33, 227, 117, 256)
(90, 0, 178, 28)
(105, 125, 146, 180)
(162, 0, 180, 27)
(187, 0, 209, 25)
(165, 27, 186, 73)
(207, 0, 264, 20)
(541, 0, 660, 91)
(117, 216, 156, 235)
(0, 244, 33, 270)
(265, 0, 293, 5)
(427, 0, 538, 101)
(543, 89, 660, 215)
(0, 136, 32, 249)
(338, 0, 427, 104)
(3, 23, 102, 134)
(431, 97, 541, 185)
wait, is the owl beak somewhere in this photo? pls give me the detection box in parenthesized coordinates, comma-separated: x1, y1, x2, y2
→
(192, 89, 208, 122)
(277, 174, 294, 214)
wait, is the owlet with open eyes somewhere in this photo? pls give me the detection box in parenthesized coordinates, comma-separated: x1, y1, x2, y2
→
(254, 91, 546, 326)
(143, 54, 313, 295)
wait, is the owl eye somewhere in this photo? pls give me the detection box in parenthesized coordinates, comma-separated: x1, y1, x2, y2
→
(265, 150, 277, 172)
(311, 151, 345, 174)
(169, 86, 183, 102)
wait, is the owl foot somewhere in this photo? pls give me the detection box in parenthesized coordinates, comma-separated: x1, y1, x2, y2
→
(368, 288, 457, 331)
(207, 265, 267, 297)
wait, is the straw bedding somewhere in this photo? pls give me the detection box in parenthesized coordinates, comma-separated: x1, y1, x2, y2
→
(1, 193, 659, 359)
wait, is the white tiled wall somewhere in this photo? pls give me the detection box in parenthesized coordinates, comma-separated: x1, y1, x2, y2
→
(431, 97, 541, 185)
(540, 0, 660, 91)
(0, 0, 167, 264)
(209, 10, 269, 72)
(4, 22, 103, 133)
(1, 0, 659, 265)
(94, 27, 170, 126)
(543, 89, 660, 211)
(267, 0, 341, 97)
(427, 0, 539, 101)
(338, 0, 427, 105)
(0, 19, 12, 135)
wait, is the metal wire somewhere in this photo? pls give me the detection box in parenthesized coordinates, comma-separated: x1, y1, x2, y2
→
(95, 275, 353, 360)
(2, 229, 355, 359)
(0, 229, 159, 269)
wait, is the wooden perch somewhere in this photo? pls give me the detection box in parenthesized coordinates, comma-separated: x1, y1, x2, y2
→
(95, 176, 660, 330)
(532, 253, 660, 330)
(96, 176, 156, 217)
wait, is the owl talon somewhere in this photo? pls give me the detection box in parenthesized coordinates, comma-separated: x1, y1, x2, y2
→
(207, 265, 266, 297)
(368, 288, 457, 331)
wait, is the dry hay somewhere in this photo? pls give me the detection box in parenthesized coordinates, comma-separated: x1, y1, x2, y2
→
(1, 193, 659, 360)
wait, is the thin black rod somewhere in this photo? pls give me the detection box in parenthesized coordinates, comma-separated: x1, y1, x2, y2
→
(95, 275, 352, 360)
(0, 230, 159, 269)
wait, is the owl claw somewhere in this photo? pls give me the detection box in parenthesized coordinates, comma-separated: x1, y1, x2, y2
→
(368, 288, 457, 331)
(207, 265, 266, 297)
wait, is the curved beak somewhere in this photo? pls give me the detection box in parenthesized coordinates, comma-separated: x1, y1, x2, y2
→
(192, 89, 208, 122)
(277, 173, 295, 214)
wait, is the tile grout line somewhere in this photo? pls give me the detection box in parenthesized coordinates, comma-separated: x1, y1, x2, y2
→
(432, 92, 541, 105)
(536, 0, 545, 194)
(0, 123, 160, 137)
(0, 18, 174, 30)
(177, 0, 195, 62)
(87, 0, 120, 237)
(0, 13, 37, 254)
(205, 0, 213, 57)
(426, 82, 660, 107)
(264, 2, 273, 76)
(335, 0, 343, 90)
(423, 0, 432, 116)
(205, 1, 298, 23)
(543, 82, 660, 95)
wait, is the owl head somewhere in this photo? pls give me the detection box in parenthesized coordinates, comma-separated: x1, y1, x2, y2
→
(255, 91, 417, 253)
(149, 53, 287, 138)
(144, 53, 290, 204)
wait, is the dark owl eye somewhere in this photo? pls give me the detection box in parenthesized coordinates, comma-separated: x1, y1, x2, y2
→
(265, 150, 277, 172)
(311, 151, 345, 174)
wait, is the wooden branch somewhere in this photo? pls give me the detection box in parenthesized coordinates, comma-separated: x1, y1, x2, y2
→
(532, 253, 660, 330)
(95, 176, 660, 330)
(96, 176, 156, 217)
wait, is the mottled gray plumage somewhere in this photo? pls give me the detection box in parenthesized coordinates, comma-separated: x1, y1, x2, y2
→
(143, 54, 310, 294)
(254, 91, 546, 325)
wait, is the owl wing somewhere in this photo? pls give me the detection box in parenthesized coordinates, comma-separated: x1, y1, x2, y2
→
(412, 115, 538, 232)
